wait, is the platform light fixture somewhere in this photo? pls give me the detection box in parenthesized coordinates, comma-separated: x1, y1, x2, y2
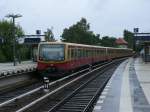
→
(5, 14, 22, 66)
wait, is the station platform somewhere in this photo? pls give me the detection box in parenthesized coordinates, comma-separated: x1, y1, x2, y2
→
(0, 61, 36, 77)
(93, 58, 150, 112)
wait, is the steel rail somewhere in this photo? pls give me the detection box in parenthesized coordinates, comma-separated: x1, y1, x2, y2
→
(48, 61, 117, 112)
(0, 67, 89, 108)
(15, 60, 115, 112)
(0, 58, 127, 112)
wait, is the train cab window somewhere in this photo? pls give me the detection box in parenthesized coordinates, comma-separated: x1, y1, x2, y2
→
(39, 44, 65, 61)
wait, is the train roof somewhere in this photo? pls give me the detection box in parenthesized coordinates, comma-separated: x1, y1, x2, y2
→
(39, 42, 132, 50)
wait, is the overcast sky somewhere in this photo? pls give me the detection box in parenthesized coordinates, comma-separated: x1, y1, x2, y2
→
(0, 0, 150, 40)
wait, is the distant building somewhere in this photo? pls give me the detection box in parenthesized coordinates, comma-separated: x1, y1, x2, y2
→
(115, 38, 128, 48)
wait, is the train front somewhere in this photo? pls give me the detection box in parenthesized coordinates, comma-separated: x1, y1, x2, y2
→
(37, 42, 66, 77)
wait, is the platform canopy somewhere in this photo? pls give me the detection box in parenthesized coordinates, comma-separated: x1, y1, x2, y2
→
(134, 33, 150, 45)
(135, 33, 150, 62)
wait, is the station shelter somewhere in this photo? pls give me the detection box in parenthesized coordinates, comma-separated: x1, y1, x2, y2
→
(134, 33, 150, 62)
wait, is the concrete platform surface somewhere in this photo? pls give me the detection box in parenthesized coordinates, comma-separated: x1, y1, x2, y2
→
(0, 61, 36, 76)
(93, 58, 150, 112)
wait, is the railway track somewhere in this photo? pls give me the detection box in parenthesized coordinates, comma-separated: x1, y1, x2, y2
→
(0, 64, 91, 112)
(0, 58, 126, 112)
(0, 81, 43, 103)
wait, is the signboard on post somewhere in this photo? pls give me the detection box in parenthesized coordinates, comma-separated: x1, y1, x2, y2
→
(134, 28, 139, 33)
(36, 30, 41, 35)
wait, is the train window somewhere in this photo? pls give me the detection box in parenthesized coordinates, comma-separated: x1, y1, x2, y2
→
(76, 49, 78, 58)
(96, 49, 98, 57)
(68, 48, 70, 60)
(86, 49, 88, 57)
(94, 49, 96, 57)
(74, 48, 77, 59)
(84, 49, 86, 57)
(79, 49, 81, 58)
(75, 48, 78, 59)
(87, 49, 90, 57)
(81, 48, 84, 58)
(76, 49, 78, 59)
(85, 49, 87, 57)
(80, 49, 82, 58)
(101, 49, 103, 56)
(90, 49, 92, 57)
(96, 49, 98, 56)
(89, 49, 90, 57)
(83, 49, 84, 57)
(100, 49, 102, 56)
(89, 49, 91, 57)
(71, 48, 74, 59)
(78, 49, 81, 58)
(98, 49, 100, 56)
(68, 48, 71, 60)
(82, 48, 85, 57)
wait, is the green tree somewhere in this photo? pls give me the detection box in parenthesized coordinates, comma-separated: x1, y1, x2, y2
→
(0, 20, 24, 62)
(100, 36, 117, 47)
(45, 28, 55, 42)
(123, 30, 134, 49)
(61, 18, 100, 45)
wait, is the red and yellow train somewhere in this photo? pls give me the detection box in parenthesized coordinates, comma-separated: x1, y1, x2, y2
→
(37, 42, 133, 77)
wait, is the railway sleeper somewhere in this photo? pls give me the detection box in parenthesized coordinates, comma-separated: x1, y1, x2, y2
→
(57, 109, 82, 112)
(65, 102, 89, 105)
(71, 96, 93, 99)
(63, 104, 86, 107)
(58, 106, 84, 110)
(73, 93, 95, 96)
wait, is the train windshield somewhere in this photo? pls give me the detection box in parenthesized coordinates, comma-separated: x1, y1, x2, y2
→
(39, 44, 65, 61)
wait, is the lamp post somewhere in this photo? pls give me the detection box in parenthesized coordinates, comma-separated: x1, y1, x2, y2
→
(133, 28, 139, 51)
(6, 14, 22, 66)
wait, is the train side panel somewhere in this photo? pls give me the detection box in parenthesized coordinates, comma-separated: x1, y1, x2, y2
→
(37, 42, 133, 77)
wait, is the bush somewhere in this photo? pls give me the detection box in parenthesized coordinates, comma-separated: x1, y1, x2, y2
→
(0, 50, 6, 62)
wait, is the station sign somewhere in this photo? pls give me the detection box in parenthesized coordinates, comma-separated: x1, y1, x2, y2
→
(134, 33, 150, 41)
(24, 38, 41, 44)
